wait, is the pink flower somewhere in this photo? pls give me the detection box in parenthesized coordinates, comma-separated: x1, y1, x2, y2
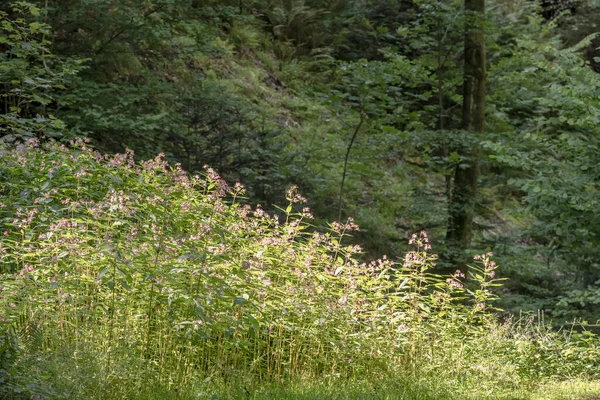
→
(345, 217, 360, 232)
(302, 207, 314, 219)
(286, 185, 307, 204)
(446, 278, 463, 289)
(331, 221, 344, 234)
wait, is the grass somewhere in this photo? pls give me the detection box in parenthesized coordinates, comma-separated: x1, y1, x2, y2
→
(5, 349, 599, 400)
(0, 140, 599, 400)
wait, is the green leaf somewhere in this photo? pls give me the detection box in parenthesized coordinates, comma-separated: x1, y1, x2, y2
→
(97, 267, 110, 280)
(233, 297, 248, 306)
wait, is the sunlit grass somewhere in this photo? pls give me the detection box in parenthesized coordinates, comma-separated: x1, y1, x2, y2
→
(0, 140, 599, 399)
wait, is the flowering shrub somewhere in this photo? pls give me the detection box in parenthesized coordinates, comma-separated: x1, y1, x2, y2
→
(0, 140, 598, 398)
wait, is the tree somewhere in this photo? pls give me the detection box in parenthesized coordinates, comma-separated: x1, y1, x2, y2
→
(483, 10, 600, 320)
(0, 2, 84, 142)
(446, 0, 486, 271)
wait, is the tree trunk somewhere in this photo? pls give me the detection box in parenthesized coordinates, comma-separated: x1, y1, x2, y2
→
(338, 114, 364, 222)
(446, 0, 486, 272)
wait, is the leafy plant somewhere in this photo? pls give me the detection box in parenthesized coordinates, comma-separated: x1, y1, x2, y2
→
(0, 140, 598, 399)
(0, 2, 85, 142)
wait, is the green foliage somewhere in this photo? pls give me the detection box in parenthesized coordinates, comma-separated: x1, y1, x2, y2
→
(482, 3, 600, 320)
(19, 0, 305, 209)
(0, 2, 85, 142)
(3, 0, 600, 378)
(1, 142, 598, 398)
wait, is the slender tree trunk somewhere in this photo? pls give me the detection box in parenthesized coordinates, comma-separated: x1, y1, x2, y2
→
(437, 19, 453, 199)
(338, 114, 364, 221)
(446, 0, 486, 272)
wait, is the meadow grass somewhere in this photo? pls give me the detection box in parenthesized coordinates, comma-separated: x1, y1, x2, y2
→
(0, 140, 599, 400)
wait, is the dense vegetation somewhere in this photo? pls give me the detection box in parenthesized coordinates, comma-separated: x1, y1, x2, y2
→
(2, 0, 600, 398)
(1, 139, 599, 399)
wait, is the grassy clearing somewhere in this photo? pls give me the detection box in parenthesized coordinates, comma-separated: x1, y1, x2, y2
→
(0, 140, 599, 400)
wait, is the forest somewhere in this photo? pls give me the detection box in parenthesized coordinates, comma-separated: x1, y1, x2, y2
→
(1, 0, 600, 398)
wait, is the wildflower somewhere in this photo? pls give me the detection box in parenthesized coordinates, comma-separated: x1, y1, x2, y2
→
(204, 165, 230, 196)
(446, 278, 463, 289)
(409, 233, 417, 244)
(403, 251, 425, 268)
(345, 217, 360, 231)
(484, 260, 497, 271)
(286, 185, 307, 204)
(19, 264, 34, 277)
(302, 207, 314, 219)
(408, 231, 430, 249)
(331, 221, 344, 234)
(232, 181, 246, 195)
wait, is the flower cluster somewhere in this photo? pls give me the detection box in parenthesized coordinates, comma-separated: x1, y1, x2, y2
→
(0, 140, 515, 386)
(286, 185, 308, 204)
(408, 231, 431, 251)
(474, 252, 497, 279)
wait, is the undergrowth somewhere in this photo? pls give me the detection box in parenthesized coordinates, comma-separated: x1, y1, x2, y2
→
(0, 140, 598, 399)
